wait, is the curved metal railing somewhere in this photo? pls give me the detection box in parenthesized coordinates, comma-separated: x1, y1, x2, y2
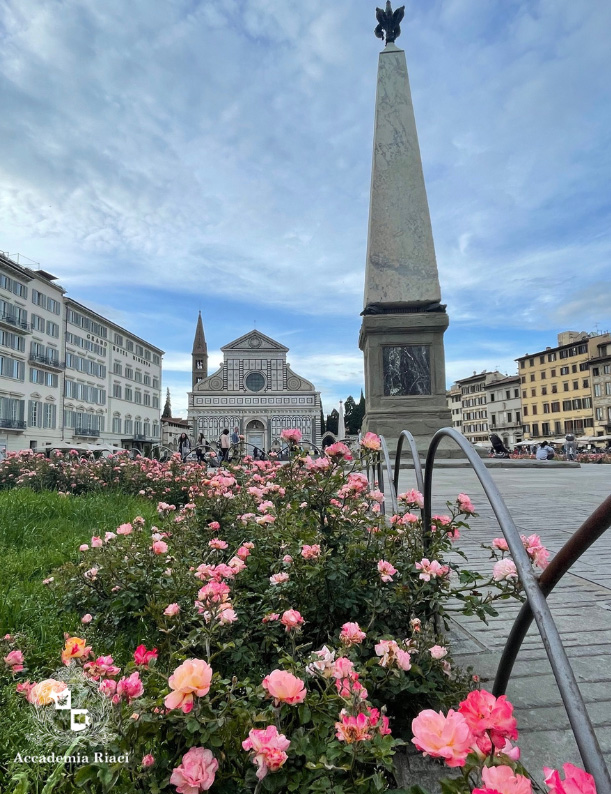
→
(372, 426, 611, 791)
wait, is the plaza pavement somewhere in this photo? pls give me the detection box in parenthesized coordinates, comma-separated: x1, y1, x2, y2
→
(395, 464, 611, 784)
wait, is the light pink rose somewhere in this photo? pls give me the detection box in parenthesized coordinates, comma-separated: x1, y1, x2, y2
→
(142, 754, 155, 768)
(270, 572, 289, 586)
(81, 614, 93, 624)
(79, 544, 89, 552)
(208, 538, 228, 550)
(457, 493, 475, 514)
(493, 559, 519, 581)
(280, 428, 302, 443)
(170, 746, 218, 793)
(262, 669, 306, 705)
(411, 708, 473, 767)
(152, 540, 168, 555)
(116, 523, 133, 535)
(398, 489, 424, 507)
(164, 603, 181, 616)
(91, 536, 103, 547)
(301, 544, 321, 560)
(360, 432, 381, 450)
(429, 645, 447, 660)
(476, 765, 532, 794)
(492, 537, 509, 551)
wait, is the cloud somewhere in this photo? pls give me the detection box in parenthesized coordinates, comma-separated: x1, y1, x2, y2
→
(2, 0, 610, 410)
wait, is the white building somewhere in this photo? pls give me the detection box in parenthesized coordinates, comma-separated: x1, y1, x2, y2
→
(446, 383, 462, 432)
(485, 375, 523, 448)
(456, 370, 505, 445)
(0, 253, 163, 455)
(187, 318, 321, 452)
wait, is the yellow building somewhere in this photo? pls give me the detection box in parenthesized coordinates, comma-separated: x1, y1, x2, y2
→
(516, 331, 611, 440)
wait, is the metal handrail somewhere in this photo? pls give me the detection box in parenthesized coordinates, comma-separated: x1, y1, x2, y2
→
(494, 493, 611, 697)
(393, 430, 425, 498)
(377, 426, 611, 790)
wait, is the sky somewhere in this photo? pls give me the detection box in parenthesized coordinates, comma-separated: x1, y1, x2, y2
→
(1, 0, 610, 418)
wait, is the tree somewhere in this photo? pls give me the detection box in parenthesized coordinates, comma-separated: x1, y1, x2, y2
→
(162, 388, 172, 419)
(320, 409, 325, 435)
(353, 390, 366, 433)
(326, 409, 339, 435)
(344, 395, 357, 434)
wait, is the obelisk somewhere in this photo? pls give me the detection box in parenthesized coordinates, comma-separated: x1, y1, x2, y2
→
(359, 3, 452, 453)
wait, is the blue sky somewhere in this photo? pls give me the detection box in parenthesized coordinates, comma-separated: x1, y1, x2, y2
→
(1, 0, 610, 417)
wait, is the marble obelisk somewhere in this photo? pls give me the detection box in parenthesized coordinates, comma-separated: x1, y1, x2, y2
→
(359, 5, 452, 453)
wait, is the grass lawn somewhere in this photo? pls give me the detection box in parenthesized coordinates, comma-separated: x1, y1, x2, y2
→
(0, 489, 159, 664)
(0, 489, 159, 787)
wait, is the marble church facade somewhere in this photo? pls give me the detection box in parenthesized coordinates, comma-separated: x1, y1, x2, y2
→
(187, 320, 321, 452)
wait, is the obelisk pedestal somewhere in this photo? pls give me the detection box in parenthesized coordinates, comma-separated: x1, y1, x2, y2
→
(359, 34, 453, 456)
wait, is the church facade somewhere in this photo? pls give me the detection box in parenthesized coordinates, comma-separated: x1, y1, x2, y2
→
(187, 315, 321, 452)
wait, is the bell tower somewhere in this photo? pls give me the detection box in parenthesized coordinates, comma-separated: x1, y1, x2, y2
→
(192, 311, 208, 389)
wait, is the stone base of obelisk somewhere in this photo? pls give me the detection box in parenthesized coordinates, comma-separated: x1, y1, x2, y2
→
(359, 311, 465, 459)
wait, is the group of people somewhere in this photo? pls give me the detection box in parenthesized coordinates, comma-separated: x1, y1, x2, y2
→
(176, 426, 270, 464)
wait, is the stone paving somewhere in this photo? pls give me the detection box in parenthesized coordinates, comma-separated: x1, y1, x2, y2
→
(395, 464, 611, 783)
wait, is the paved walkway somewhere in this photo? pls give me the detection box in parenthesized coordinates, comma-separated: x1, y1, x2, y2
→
(394, 465, 611, 783)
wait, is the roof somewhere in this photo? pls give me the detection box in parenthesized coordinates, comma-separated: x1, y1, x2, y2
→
(192, 311, 207, 354)
(455, 370, 504, 385)
(65, 297, 165, 355)
(515, 332, 611, 361)
(484, 374, 520, 386)
(221, 330, 288, 353)
(161, 417, 190, 427)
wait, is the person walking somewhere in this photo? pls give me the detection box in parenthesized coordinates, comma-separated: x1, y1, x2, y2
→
(230, 426, 240, 445)
(178, 432, 191, 462)
(565, 433, 577, 461)
(219, 428, 231, 463)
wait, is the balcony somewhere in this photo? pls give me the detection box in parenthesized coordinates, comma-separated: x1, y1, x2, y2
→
(29, 354, 65, 371)
(0, 313, 30, 334)
(0, 418, 26, 430)
(74, 427, 100, 437)
(133, 433, 146, 441)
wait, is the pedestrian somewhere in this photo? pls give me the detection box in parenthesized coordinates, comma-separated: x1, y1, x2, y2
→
(565, 433, 577, 461)
(230, 426, 240, 445)
(178, 432, 191, 462)
(536, 443, 549, 461)
(219, 428, 231, 462)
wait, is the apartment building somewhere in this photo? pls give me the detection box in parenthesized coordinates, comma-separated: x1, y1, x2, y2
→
(456, 370, 504, 444)
(588, 336, 611, 437)
(446, 383, 462, 432)
(0, 253, 163, 455)
(485, 375, 522, 447)
(516, 331, 611, 440)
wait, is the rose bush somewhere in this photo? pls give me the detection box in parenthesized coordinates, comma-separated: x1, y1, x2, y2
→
(1, 435, 558, 792)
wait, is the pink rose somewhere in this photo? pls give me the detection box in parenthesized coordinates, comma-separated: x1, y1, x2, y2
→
(116, 523, 133, 535)
(339, 622, 366, 646)
(152, 540, 168, 555)
(301, 544, 321, 560)
(79, 544, 89, 552)
(164, 603, 181, 616)
(165, 659, 213, 713)
(457, 493, 475, 514)
(91, 536, 103, 547)
(142, 754, 155, 768)
(270, 572, 289, 586)
(242, 725, 290, 780)
(170, 746, 218, 793)
(207, 521, 220, 531)
(411, 708, 473, 767)
(81, 614, 93, 624)
(116, 671, 144, 702)
(377, 560, 397, 582)
(543, 763, 596, 794)
(208, 538, 228, 550)
(398, 488, 424, 507)
(280, 428, 302, 443)
(492, 537, 509, 551)
(474, 765, 532, 794)
(3, 649, 24, 672)
(325, 442, 352, 459)
(280, 609, 304, 631)
(458, 689, 517, 752)
(262, 669, 306, 705)
(133, 645, 157, 667)
(335, 711, 372, 743)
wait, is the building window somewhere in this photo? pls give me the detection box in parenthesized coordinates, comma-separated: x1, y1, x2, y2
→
(143, 392, 151, 406)
(596, 407, 604, 421)
(28, 400, 42, 428)
(582, 379, 589, 388)
(523, 406, 528, 416)
(532, 423, 539, 436)
(592, 367, 599, 376)
(530, 374, 535, 382)
(135, 344, 144, 357)
(134, 390, 142, 404)
(126, 340, 133, 352)
(514, 389, 519, 398)
(44, 403, 56, 429)
(113, 384, 122, 398)
(594, 384, 601, 397)
(112, 416, 122, 434)
(552, 384, 558, 393)
(560, 366, 569, 375)
(531, 388, 536, 397)
(551, 402, 560, 413)
(125, 386, 133, 401)
(245, 372, 265, 392)
(540, 372, 546, 380)
(543, 403, 550, 414)
(114, 333, 123, 346)
(563, 382, 569, 391)
(113, 362, 122, 375)
(529, 359, 534, 367)
(152, 395, 159, 409)
(125, 366, 133, 379)
(0, 355, 24, 380)
(541, 387, 547, 395)
(507, 412, 512, 422)
(532, 405, 538, 415)
(542, 422, 550, 435)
